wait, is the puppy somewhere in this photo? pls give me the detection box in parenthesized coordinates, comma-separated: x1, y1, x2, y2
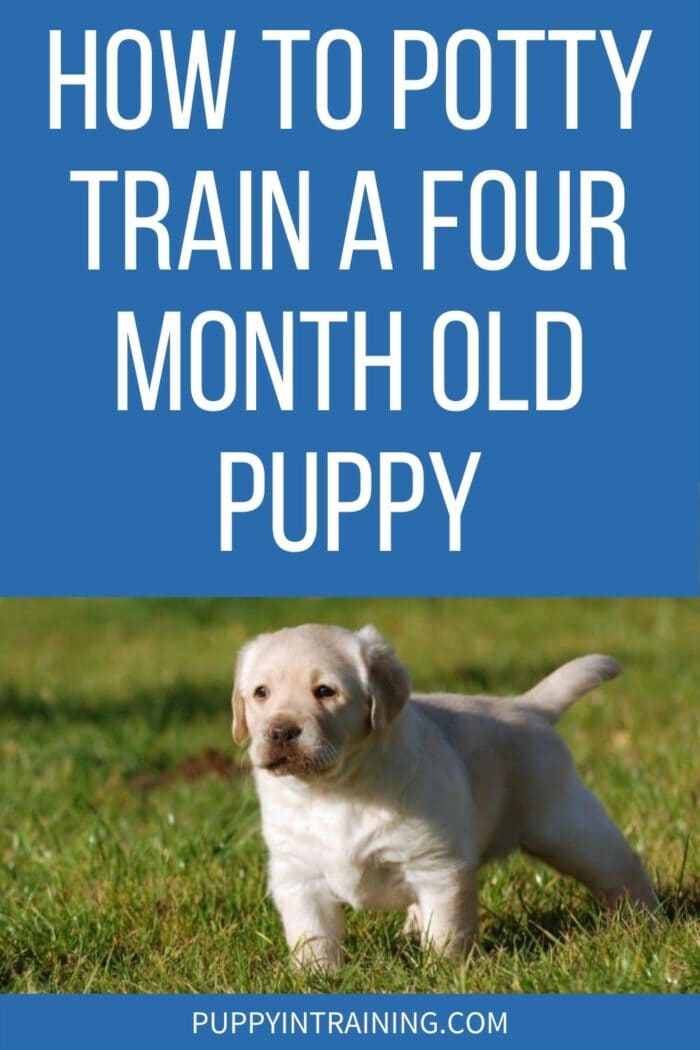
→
(232, 624, 657, 969)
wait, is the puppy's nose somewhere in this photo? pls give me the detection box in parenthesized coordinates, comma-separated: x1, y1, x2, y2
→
(267, 721, 302, 744)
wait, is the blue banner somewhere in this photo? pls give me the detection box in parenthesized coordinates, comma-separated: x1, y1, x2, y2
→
(0, 1, 698, 595)
(1, 994, 698, 1049)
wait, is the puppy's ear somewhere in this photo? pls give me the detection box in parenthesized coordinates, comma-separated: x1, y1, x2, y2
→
(231, 647, 250, 745)
(357, 625, 411, 732)
(231, 684, 249, 744)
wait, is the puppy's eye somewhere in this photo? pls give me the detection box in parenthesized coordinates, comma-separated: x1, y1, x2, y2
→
(313, 684, 337, 700)
(253, 685, 269, 700)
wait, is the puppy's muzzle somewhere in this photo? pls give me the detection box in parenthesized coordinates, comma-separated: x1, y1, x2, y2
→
(261, 720, 303, 772)
(266, 721, 302, 745)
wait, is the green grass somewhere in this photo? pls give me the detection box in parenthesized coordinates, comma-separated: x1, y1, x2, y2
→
(1, 598, 698, 993)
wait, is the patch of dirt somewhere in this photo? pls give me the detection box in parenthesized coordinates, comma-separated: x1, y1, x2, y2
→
(128, 748, 247, 791)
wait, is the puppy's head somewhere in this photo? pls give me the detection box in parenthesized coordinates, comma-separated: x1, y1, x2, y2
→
(231, 624, 410, 779)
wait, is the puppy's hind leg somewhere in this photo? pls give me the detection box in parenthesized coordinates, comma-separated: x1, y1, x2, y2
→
(523, 775, 658, 911)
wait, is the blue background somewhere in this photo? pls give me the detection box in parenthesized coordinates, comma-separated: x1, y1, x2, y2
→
(1, 994, 697, 1049)
(0, 1, 698, 595)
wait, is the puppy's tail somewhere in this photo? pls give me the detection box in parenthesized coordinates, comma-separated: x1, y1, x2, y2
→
(517, 655, 621, 724)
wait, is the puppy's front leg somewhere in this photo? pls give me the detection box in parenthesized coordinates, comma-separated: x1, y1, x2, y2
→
(409, 863, 478, 958)
(271, 871, 344, 971)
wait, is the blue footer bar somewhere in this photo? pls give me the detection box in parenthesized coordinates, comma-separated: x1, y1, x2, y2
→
(1, 994, 697, 1050)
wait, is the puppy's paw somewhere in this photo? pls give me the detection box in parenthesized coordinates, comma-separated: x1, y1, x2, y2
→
(421, 925, 477, 961)
(402, 903, 422, 938)
(291, 935, 342, 974)
(598, 854, 660, 914)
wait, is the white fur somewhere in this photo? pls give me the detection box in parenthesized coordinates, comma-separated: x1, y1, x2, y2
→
(232, 624, 657, 969)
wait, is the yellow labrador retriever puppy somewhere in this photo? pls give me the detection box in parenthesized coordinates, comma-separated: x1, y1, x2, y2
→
(232, 624, 657, 969)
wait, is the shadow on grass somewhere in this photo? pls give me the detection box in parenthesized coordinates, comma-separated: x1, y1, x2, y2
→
(658, 878, 700, 922)
(479, 879, 700, 958)
(0, 679, 228, 729)
(480, 903, 598, 956)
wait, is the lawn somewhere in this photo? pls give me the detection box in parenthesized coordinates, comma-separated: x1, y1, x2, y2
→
(1, 598, 698, 993)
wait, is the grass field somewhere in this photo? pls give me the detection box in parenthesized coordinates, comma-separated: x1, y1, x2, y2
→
(1, 598, 698, 993)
